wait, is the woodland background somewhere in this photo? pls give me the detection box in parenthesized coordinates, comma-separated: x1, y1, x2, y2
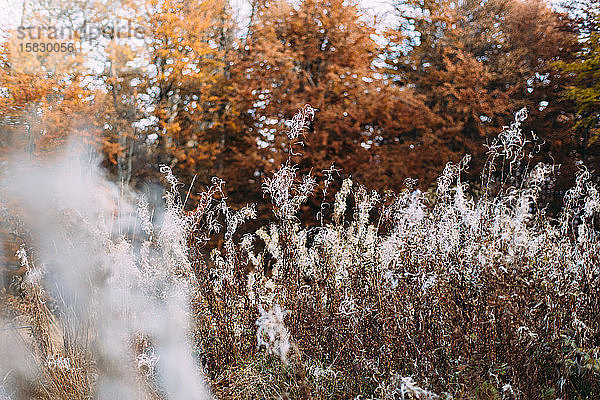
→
(1, 0, 599, 214)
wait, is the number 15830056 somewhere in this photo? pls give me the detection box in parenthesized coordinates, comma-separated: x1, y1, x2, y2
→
(19, 42, 75, 52)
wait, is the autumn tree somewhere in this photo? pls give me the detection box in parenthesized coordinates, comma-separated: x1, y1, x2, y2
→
(116, 0, 236, 194)
(460, 0, 581, 193)
(233, 0, 433, 208)
(1, 0, 238, 194)
(386, 0, 580, 191)
(0, 3, 101, 161)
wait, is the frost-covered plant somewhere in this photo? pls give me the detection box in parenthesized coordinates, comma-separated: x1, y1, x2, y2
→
(377, 375, 439, 400)
(262, 164, 317, 221)
(285, 104, 317, 141)
(189, 107, 600, 399)
(0, 146, 213, 399)
(256, 304, 291, 364)
(4, 106, 600, 400)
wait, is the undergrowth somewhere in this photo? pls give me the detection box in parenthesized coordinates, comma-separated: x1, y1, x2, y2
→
(1, 106, 599, 399)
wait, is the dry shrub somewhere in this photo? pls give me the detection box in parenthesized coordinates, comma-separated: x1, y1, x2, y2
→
(190, 107, 600, 399)
(1, 107, 599, 399)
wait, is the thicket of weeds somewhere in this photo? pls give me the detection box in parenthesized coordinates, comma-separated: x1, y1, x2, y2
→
(1, 106, 599, 399)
